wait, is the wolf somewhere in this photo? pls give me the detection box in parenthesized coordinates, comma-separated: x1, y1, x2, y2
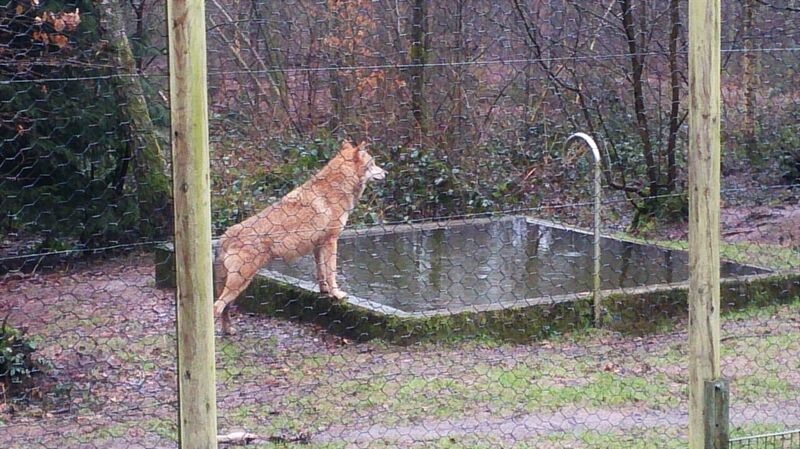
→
(213, 141, 386, 335)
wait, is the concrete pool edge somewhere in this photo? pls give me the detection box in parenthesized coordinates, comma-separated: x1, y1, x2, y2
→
(236, 268, 596, 344)
(229, 268, 800, 343)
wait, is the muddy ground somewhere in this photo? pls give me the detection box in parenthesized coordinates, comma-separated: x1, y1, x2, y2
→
(1, 247, 798, 448)
(1, 191, 799, 449)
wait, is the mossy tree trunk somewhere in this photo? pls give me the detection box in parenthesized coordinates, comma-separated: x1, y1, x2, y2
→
(95, 0, 172, 238)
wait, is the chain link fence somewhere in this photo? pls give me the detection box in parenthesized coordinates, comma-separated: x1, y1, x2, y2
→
(2, 0, 799, 448)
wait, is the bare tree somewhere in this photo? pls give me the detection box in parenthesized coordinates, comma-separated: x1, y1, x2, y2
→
(741, 0, 759, 153)
(409, 0, 429, 135)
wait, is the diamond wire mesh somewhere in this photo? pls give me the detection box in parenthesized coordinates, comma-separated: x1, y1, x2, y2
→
(2, 0, 800, 448)
(1, 0, 178, 447)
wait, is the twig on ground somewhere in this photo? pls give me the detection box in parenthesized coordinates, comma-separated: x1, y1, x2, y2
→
(217, 430, 312, 445)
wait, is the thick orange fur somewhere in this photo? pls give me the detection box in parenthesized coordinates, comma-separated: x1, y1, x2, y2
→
(213, 141, 386, 335)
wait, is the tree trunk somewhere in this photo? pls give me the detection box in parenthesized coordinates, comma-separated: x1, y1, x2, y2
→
(409, 0, 428, 135)
(94, 0, 172, 237)
(666, 0, 682, 192)
(742, 0, 758, 153)
(619, 0, 659, 198)
(325, 4, 345, 133)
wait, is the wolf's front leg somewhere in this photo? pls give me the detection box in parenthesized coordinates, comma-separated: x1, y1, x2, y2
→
(316, 238, 347, 300)
(313, 246, 331, 294)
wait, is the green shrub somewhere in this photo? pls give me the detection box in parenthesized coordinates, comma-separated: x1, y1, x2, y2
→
(775, 128, 800, 184)
(0, 320, 39, 395)
(371, 146, 487, 221)
(0, 0, 171, 248)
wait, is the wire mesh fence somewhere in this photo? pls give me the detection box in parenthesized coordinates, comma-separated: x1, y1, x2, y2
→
(2, 0, 800, 448)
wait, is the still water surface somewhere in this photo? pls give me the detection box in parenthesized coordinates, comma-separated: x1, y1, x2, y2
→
(269, 218, 765, 312)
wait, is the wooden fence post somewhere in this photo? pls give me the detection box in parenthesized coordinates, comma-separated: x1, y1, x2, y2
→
(167, 0, 218, 446)
(705, 380, 730, 448)
(688, 0, 722, 447)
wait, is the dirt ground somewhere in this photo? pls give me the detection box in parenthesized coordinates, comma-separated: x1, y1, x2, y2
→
(654, 202, 800, 247)
(1, 193, 799, 448)
(1, 247, 798, 448)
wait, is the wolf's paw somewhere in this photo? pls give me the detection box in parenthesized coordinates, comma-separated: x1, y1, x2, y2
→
(217, 320, 237, 336)
(213, 301, 227, 319)
(329, 288, 348, 301)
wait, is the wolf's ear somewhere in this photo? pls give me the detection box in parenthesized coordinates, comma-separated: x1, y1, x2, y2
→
(354, 141, 369, 161)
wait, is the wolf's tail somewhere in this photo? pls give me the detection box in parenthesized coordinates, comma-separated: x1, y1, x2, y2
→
(212, 243, 225, 300)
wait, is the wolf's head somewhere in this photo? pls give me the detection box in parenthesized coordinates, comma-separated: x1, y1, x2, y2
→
(341, 140, 386, 183)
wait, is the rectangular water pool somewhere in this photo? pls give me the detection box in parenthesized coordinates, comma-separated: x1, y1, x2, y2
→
(266, 216, 768, 313)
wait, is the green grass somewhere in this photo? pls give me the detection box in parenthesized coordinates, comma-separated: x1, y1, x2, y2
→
(731, 422, 796, 439)
(265, 359, 684, 428)
(567, 428, 686, 449)
(144, 417, 179, 442)
(473, 363, 681, 411)
(730, 424, 800, 449)
(615, 233, 800, 271)
(734, 375, 796, 402)
(216, 335, 278, 383)
(210, 316, 800, 446)
(26, 268, 798, 449)
(63, 417, 177, 446)
(722, 331, 800, 391)
(716, 242, 800, 271)
(724, 295, 800, 321)
(248, 442, 345, 449)
(73, 422, 128, 442)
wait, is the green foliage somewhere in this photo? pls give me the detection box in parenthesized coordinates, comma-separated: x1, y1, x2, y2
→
(725, 106, 800, 185)
(359, 144, 531, 224)
(774, 125, 800, 184)
(0, 321, 39, 395)
(629, 193, 689, 231)
(598, 97, 660, 181)
(0, 78, 144, 248)
(262, 140, 339, 199)
(370, 146, 491, 221)
(0, 0, 169, 249)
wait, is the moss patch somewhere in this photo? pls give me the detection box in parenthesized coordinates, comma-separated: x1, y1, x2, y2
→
(237, 275, 594, 345)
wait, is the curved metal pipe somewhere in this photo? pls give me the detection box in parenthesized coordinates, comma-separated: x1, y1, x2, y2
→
(566, 132, 603, 326)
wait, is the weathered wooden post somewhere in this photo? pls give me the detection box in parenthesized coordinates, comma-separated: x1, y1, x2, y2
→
(167, 0, 218, 446)
(688, 0, 726, 447)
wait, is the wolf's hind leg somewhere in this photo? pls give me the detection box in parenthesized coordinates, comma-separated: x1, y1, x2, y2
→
(213, 248, 266, 335)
